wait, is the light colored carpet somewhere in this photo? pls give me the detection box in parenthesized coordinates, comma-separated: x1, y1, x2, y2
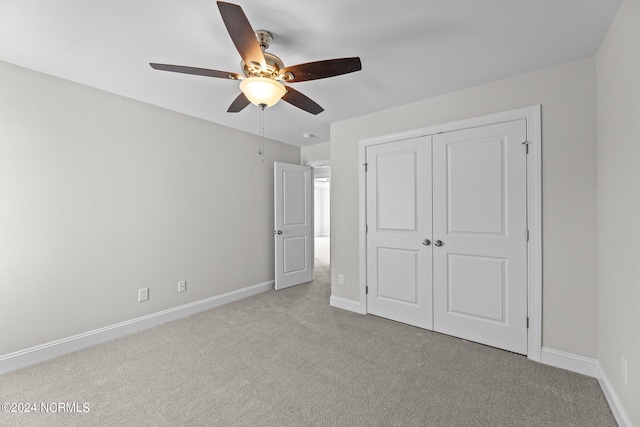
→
(0, 252, 615, 426)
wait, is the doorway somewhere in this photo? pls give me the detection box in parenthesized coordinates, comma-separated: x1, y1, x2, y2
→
(313, 165, 331, 270)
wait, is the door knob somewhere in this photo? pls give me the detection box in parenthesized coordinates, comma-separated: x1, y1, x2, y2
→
(434, 240, 443, 247)
(275, 230, 283, 235)
(422, 239, 431, 246)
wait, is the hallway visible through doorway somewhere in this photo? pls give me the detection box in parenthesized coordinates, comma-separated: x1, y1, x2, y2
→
(314, 165, 330, 271)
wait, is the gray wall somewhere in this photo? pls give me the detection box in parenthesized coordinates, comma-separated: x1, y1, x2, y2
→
(301, 141, 330, 165)
(330, 57, 599, 358)
(0, 60, 300, 356)
(597, 0, 640, 423)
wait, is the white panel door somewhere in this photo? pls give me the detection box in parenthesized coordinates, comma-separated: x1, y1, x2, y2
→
(432, 120, 528, 354)
(366, 137, 433, 329)
(274, 162, 313, 290)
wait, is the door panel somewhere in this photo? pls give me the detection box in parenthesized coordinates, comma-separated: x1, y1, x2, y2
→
(432, 119, 528, 354)
(366, 137, 433, 329)
(377, 248, 419, 304)
(377, 151, 418, 230)
(447, 137, 505, 235)
(447, 254, 506, 323)
(275, 162, 313, 290)
(283, 236, 308, 274)
(283, 170, 307, 225)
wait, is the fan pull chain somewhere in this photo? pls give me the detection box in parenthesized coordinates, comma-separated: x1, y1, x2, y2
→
(258, 104, 266, 162)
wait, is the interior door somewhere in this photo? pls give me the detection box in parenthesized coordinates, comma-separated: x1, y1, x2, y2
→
(366, 136, 433, 329)
(432, 120, 528, 354)
(274, 162, 313, 290)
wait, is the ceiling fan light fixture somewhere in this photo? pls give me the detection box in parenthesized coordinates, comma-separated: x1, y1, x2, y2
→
(240, 76, 286, 108)
(151, 2, 361, 115)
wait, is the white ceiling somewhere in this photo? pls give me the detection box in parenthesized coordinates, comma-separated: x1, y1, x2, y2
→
(0, 0, 621, 146)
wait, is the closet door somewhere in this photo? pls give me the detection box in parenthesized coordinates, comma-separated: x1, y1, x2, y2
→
(432, 120, 528, 354)
(366, 136, 433, 329)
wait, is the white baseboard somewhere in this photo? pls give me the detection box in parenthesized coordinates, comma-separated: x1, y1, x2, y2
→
(540, 347, 599, 377)
(0, 280, 274, 375)
(597, 363, 633, 427)
(329, 295, 364, 314)
(541, 347, 633, 427)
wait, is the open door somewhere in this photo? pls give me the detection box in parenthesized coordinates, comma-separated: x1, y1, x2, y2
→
(274, 162, 313, 290)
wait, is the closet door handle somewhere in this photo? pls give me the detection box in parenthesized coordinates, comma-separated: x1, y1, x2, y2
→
(434, 240, 443, 247)
(422, 239, 431, 246)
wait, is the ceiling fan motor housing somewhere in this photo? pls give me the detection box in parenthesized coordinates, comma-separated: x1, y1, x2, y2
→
(241, 30, 285, 78)
(242, 52, 284, 78)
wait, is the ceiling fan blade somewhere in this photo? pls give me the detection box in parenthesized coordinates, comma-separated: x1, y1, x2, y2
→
(279, 57, 362, 83)
(217, 1, 266, 72)
(227, 92, 251, 113)
(282, 87, 324, 115)
(150, 63, 242, 80)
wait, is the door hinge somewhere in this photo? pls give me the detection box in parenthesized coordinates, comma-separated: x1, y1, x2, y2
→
(522, 141, 530, 154)
(366, 286, 369, 295)
(526, 317, 530, 329)
(526, 229, 530, 241)
(366, 224, 368, 233)
(363, 163, 368, 172)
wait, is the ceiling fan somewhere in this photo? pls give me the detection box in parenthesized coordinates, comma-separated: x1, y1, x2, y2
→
(150, 1, 362, 115)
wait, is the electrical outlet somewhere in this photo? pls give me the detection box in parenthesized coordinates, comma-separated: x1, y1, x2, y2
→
(621, 355, 628, 384)
(138, 287, 149, 302)
(178, 280, 187, 293)
(338, 274, 344, 285)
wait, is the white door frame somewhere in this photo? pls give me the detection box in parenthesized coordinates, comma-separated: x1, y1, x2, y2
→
(358, 105, 542, 362)
(306, 160, 331, 168)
